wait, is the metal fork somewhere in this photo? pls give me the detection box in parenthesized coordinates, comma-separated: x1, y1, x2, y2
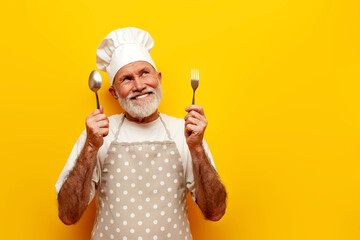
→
(191, 69, 199, 105)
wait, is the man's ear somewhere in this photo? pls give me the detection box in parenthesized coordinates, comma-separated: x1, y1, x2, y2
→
(158, 72, 162, 83)
(109, 86, 118, 100)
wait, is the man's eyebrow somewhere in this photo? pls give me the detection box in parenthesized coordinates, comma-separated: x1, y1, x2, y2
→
(123, 74, 132, 79)
(116, 66, 151, 81)
(116, 73, 132, 81)
(138, 67, 150, 74)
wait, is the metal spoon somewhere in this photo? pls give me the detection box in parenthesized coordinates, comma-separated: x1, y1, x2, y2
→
(88, 70, 102, 109)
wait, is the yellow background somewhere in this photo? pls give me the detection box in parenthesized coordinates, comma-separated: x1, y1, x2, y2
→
(1, 0, 360, 239)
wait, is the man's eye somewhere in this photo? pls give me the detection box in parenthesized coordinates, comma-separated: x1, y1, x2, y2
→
(142, 72, 148, 76)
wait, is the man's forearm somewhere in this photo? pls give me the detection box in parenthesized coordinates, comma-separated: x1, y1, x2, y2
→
(190, 146, 227, 221)
(58, 141, 98, 225)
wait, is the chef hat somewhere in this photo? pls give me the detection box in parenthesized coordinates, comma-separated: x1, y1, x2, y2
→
(96, 27, 157, 85)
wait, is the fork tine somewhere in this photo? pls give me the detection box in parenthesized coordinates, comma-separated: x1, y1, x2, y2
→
(191, 68, 199, 105)
(191, 68, 200, 80)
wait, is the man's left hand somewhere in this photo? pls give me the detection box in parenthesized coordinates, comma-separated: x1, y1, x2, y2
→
(184, 105, 208, 151)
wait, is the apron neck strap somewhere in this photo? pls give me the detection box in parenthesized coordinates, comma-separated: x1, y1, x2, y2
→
(158, 114, 172, 140)
(114, 113, 173, 141)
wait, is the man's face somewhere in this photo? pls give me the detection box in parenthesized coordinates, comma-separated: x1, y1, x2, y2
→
(109, 61, 162, 120)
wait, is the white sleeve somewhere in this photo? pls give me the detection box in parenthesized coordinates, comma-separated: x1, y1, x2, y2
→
(55, 130, 99, 204)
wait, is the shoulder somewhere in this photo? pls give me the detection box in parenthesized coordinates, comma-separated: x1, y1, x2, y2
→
(159, 113, 184, 127)
(159, 113, 185, 134)
(159, 113, 186, 145)
(108, 113, 124, 122)
(108, 113, 124, 129)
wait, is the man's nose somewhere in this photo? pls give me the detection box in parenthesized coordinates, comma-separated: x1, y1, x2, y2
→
(133, 77, 146, 92)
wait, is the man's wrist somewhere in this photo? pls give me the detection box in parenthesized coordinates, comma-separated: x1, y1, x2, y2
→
(84, 140, 100, 153)
(188, 144, 204, 155)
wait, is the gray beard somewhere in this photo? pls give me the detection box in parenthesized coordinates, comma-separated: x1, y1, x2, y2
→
(116, 84, 162, 120)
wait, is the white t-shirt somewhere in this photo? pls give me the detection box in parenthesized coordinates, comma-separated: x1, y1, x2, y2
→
(55, 113, 215, 202)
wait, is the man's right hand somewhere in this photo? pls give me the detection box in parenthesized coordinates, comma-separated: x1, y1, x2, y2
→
(85, 105, 109, 150)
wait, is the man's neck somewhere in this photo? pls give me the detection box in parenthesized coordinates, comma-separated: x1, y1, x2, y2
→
(125, 111, 159, 124)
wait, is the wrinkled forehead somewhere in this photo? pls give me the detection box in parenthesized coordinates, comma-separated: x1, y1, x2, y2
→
(114, 61, 156, 79)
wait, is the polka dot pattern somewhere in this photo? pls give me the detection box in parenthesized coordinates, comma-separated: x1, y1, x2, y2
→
(92, 141, 192, 240)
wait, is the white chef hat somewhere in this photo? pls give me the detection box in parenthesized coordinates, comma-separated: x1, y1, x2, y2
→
(96, 27, 157, 85)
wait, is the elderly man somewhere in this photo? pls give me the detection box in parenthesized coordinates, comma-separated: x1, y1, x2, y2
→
(56, 27, 226, 240)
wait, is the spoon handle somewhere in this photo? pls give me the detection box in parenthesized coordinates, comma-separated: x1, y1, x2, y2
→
(95, 92, 100, 109)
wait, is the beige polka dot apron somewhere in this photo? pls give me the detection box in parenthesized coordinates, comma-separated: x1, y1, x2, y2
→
(91, 115, 192, 240)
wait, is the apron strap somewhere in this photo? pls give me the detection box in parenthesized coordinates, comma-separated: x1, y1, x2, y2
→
(114, 113, 126, 140)
(158, 114, 173, 141)
(115, 113, 173, 141)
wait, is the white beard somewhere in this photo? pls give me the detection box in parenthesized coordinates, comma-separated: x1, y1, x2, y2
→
(116, 84, 162, 120)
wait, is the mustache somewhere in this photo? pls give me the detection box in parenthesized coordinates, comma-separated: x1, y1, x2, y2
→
(127, 87, 156, 100)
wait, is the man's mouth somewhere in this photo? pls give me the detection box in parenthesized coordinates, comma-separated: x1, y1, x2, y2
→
(130, 92, 153, 100)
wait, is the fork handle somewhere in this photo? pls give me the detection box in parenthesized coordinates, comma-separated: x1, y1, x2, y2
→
(192, 90, 195, 105)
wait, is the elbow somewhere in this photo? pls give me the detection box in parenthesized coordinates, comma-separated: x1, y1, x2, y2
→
(59, 211, 79, 225)
(57, 191, 82, 225)
(58, 204, 80, 225)
(205, 203, 227, 221)
(201, 187, 227, 221)
(206, 187, 227, 221)
(60, 217, 74, 226)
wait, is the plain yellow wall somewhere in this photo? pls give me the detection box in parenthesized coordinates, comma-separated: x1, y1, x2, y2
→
(1, 0, 360, 239)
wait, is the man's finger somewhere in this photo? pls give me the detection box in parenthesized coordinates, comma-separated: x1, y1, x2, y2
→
(185, 123, 197, 133)
(185, 110, 205, 122)
(185, 105, 205, 115)
(88, 108, 102, 117)
(86, 114, 108, 126)
(91, 114, 108, 122)
(185, 116, 201, 126)
(99, 128, 109, 137)
(96, 119, 110, 128)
